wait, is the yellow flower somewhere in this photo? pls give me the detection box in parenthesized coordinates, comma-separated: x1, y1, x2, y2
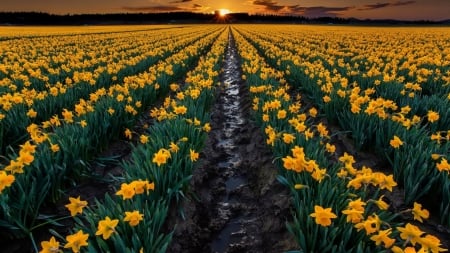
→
(339, 152, 355, 165)
(108, 107, 115, 115)
(348, 198, 366, 212)
(170, 83, 179, 91)
(325, 143, 336, 153)
(62, 109, 74, 123)
(169, 142, 179, 153)
(436, 158, 449, 172)
(391, 246, 417, 253)
(116, 183, 136, 200)
(17, 151, 34, 165)
(282, 133, 295, 144)
(27, 108, 37, 118)
(390, 135, 403, 148)
(124, 210, 144, 226)
(277, 109, 287, 119)
(374, 195, 389, 210)
(370, 229, 395, 248)
(50, 144, 60, 153)
(397, 223, 424, 246)
(411, 202, 429, 223)
(418, 234, 446, 253)
(65, 196, 88, 216)
(124, 128, 132, 140)
(130, 180, 154, 194)
(39, 236, 60, 253)
(176, 92, 184, 100)
(309, 107, 318, 117)
(190, 149, 199, 162)
(20, 141, 37, 153)
(64, 230, 89, 253)
(354, 214, 381, 235)
(203, 123, 211, 132)
(316, 123, 328, 137)
(79, 120, 87, 128)
(427, 110, 439, 123)
(152, 148, 171, 166)
(378, 174, 397, 192)
(173, 105, 187, 115)
(140, 135, 149, 144)
(4, 160, 24, 174)
(309, 205, 337, 227)
(0, 170, 15, 193)
(311, 167, 327, 182)
(95, 216, 119, 240)
(342, 208, 364, 224)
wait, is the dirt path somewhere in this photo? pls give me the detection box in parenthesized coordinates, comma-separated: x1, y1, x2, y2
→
(166, 30, 297, 253)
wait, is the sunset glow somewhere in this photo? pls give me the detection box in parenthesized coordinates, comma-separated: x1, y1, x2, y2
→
(218, 9, 230, 17)
(0, 0, 448, 21)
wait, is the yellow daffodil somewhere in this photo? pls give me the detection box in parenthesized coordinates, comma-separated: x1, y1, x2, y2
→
(65, 196, 88, 216)
(390, 135, 403, 148)
(124, 210, 144, 226)
(64, 230, 89, 253)
(411, 202, 429, 223)
(0, 171, 15, 193)
(95, 216, 119, 240)
(309, 205, 337, 227)
(39, 236, 60, 253)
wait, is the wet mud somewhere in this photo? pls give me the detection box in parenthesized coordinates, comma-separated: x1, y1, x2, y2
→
(166, 31, 297, 253)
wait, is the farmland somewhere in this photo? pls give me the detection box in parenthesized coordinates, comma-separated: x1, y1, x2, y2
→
(0, 24, 449, 252)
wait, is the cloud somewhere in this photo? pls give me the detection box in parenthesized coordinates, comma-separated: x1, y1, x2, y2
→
(253, 0, 286, 12)
(122, 5, 186, 12)
(359, 1, 416, 10)
(288, 5, 353, 17)
(252, 0, 352, 17)
(171, 0, 193, 3)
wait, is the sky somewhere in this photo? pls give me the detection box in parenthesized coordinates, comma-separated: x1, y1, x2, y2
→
(1, 0, 449, 21)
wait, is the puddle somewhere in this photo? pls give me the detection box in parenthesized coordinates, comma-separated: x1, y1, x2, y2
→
(210, 217, 243, 253)
(225, 176, 246, 192)
(210, 30, 250, 253)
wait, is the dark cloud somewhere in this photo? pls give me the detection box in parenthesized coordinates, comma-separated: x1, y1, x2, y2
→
(359, 1, 416, 10)
(122, 5, 186, 12)
(288, 5, 353, 17)
(253, 0, 286, 12)
(252, 0, 352, 17)
(392, 1, 416, 6)
(171, 0, 193, 3)
(193, 4, 202, 8)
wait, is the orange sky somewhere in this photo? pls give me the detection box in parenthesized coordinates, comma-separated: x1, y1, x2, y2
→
(1, 0, 449, 21)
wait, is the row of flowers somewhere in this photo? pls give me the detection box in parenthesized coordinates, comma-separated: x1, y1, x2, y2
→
(235, 24, 450, 228)
(0, 26, 225, 250)
(232, 26, 447, 252)
(0, 26, 217, 153)
(37, 26, 229, 253)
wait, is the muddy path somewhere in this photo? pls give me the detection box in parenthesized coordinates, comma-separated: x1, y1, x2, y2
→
(166, 30, 297, 253)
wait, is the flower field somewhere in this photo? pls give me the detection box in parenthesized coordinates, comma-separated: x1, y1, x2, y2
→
(0, 24, 449, 252)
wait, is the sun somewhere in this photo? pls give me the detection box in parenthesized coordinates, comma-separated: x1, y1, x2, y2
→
(218, 9, 230, 17)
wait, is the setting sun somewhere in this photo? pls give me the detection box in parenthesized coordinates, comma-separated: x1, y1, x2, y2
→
(218, 9, 230, 17)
